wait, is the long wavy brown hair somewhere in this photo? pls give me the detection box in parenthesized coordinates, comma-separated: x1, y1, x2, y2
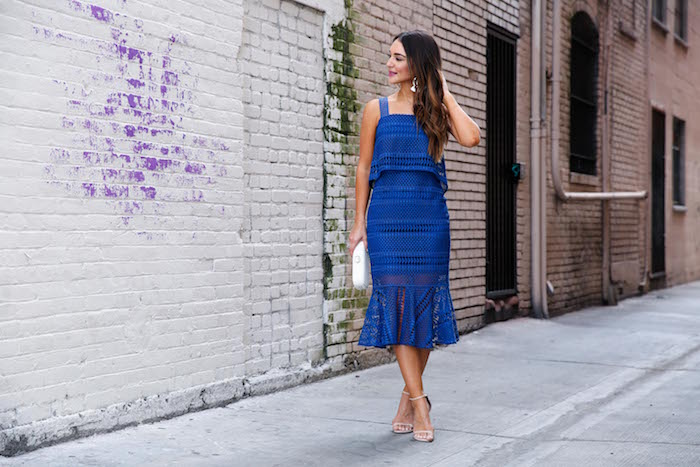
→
(393, 30, 451, 163)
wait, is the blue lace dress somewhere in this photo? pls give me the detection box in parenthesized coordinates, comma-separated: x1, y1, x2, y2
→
(357, 96, 460, 349)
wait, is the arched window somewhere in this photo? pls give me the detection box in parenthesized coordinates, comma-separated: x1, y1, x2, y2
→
(569, 12, 599, 175)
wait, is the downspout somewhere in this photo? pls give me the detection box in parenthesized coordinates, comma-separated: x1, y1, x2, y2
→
(549, 0, 647, 305)
(530, 0, 546, 318)
(602, 2, 613, 303)
(639, 1, 651, 292)
(539, 0, 549, 318)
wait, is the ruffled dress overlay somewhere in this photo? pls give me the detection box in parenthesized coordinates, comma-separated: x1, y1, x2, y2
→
(357, 96, 460, 349)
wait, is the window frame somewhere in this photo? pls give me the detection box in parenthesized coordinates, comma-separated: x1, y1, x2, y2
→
(569, 12, 599, 176)
(672, 116, 686, 208)
(674, 0, 688, 43)
(652, 0, 667, 25)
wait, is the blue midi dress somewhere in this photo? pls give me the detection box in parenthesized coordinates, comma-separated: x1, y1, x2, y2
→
(357, 96, 460, 349)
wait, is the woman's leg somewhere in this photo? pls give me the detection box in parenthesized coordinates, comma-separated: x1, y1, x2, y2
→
(394, 345, 433, 435)
(393, 347, 431, 425)
(402, 347, 430, 392)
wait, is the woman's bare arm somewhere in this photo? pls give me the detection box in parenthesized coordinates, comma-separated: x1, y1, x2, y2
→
(348, 98, 380, 257)
(441, 72, 481, 148)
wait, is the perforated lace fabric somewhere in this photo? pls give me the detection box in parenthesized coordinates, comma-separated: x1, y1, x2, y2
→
(357, 97, 459, 349)
(369, 97, 448, 193)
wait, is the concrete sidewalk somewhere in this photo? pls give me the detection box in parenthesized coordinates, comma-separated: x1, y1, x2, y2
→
(4, 281, 700, 466)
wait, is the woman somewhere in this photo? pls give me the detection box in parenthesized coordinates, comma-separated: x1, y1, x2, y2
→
(348, 30, 481, 443)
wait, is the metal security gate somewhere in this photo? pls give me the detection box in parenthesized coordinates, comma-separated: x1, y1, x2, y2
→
(651, 109, 665, 276)
(486, 24, 518, 299)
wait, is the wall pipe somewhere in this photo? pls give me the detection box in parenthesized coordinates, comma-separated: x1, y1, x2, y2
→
(530, 0, 547, 318)
(550, 0, 647, 203)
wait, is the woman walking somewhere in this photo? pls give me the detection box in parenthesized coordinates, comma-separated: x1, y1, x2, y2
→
(349, 30, 481, 443)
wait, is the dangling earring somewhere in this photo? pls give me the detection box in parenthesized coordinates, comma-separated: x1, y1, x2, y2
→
(410, 76, 417, 93)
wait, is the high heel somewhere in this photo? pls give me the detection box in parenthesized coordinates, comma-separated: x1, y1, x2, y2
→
(392, 391, 413, 433)
(408, 393, 434, 442)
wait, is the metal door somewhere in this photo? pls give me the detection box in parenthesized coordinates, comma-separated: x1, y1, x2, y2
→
(486, 24, 518, 298)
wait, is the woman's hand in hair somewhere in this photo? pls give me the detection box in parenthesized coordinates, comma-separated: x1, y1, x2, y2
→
(439, 70, 450, 101)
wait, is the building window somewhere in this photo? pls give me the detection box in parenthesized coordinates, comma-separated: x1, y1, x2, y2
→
(569, 12, 599, 176)
(675, 0, 688, 41)
(672, 117, 685, 206)
(653, 0, 667, 24)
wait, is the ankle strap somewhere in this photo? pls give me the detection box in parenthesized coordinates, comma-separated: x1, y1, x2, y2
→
(409, 393, 427, 401)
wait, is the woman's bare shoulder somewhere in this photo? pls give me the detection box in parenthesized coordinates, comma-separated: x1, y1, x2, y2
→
(362, 98, 381, 126)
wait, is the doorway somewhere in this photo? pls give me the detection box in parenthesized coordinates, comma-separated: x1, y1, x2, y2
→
(486, 23, 518, 300)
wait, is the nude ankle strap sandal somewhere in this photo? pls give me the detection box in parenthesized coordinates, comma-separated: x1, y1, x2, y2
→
(392, 391, 413, 433)
(408, 393, 434, 442)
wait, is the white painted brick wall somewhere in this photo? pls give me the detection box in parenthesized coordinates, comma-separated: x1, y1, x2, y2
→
(0, 0, 326, 449)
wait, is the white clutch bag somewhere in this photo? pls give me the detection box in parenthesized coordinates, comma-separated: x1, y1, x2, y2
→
(352, 241, 370, 290)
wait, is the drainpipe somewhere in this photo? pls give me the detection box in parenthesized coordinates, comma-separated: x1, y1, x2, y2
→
(639, 1, 651, 292)
(539, 0, 548, 317)
(549, 0, 647, 305)
(530, 0, 547, 318)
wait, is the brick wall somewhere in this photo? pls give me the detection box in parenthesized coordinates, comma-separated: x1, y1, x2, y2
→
(239, 0, 326, 376)
(517, 0, 651, 315)
(325, 0, 510, 363)
(609, 0, 649, 298)
(648, 0, 700, 286)
(0, 0, 327, 454)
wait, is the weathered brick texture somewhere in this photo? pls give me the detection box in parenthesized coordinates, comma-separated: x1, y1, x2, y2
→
(0, 0, 326, 453)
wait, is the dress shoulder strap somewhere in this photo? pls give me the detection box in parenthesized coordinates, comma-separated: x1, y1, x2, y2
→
(379, 96, 389, 118)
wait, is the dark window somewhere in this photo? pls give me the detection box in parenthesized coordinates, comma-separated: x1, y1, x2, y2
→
(675, 0, 688, 41)
(651, 109, 665, 275)
(570, 12, 599, 175)
(653, 0, 667, 23)
(672, 117, 685, 206)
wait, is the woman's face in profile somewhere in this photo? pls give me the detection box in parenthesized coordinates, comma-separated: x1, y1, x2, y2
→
(386, 39, 410, 86)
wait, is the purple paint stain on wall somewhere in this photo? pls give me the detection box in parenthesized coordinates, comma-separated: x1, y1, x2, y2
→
(68, 0, 83, 12)
(121, 201, 142, 214)
(102, 168, 118, 180)
(126, 94, 141, 108)
(151, 129, 173, 137)
(185, 162, 205, 175)
(116, 45, 145, 64)
(140, 186, 156, 199)
(82, 183, 96, 197)
(138, 157, 173, 171)
(134, 141, 153, 153)
(90, 5, 113, 23)
(163, 71, 178, 86)
(104, 184, 129, 198)
(126, 78, 144, 88)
